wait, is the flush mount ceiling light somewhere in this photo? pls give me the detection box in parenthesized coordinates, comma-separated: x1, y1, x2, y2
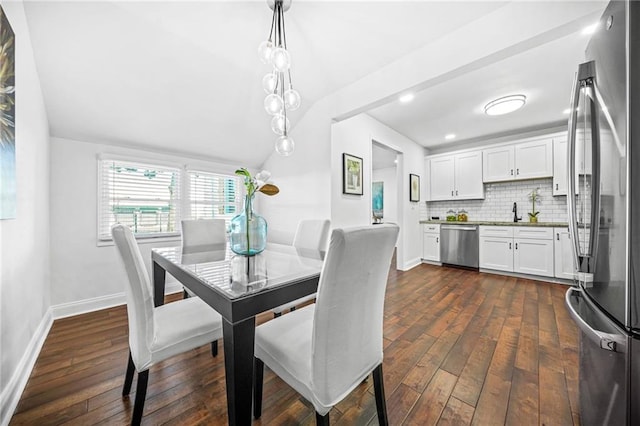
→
(399, 93, 415, 103)
(582, 22, 599, 35)
(259, 0, 300, 157)
(484, 94, 526, 116)
(445, 133, 456, 140)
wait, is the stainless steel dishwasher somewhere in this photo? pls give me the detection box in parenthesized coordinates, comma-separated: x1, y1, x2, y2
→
(440, 224, 479, 268)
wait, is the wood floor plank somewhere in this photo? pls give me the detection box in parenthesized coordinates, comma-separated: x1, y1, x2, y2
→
(9, 265, 579, 425)
(404, 368, 458, 426)
(437, 397, 475, 426)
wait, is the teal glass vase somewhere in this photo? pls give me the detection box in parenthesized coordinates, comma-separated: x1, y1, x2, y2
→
(230, 194, 267, 256)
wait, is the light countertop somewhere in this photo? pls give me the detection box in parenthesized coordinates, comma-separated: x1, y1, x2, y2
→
(419, 220, 568, 228)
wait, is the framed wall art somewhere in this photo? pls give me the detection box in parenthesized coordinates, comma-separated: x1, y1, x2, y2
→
(342, 153, 363, 195)
(409, 174, 420, 202)
(372, 181, 383, 220)
(0, 5, 16, 220)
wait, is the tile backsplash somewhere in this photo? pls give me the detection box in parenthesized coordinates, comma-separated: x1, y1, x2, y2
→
(422, 178, 568, 223)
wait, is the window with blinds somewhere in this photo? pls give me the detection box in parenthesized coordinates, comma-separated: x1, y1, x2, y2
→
(188, 170, 242, 226)
(98, 159, 181, 240)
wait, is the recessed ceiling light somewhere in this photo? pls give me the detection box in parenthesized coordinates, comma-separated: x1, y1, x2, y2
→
(445, 134, 456, 140)
(399, 93, 414, 103)
(582, 22, 599, 35)
(484, 94, 526, 116)
(563, 108, 571, 114)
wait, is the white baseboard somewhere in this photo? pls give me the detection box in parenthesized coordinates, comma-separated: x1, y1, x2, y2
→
(0, 308, 53, 426)
(401, 257, 422, 271)
(52, 282, 183, 319)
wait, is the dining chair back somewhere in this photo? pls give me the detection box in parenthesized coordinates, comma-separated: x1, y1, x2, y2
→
(272, 219, 330, 315)
(254, 224, 399, 425)
(293, 219, 331, 251)
(112, 224, 155, 369)
(181, 218, 227, 253)
(112, 224, 223, 425)
(311, 224, 398, 407)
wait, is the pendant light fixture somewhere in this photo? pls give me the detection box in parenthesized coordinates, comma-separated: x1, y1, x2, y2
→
(259, 0, 300, 157)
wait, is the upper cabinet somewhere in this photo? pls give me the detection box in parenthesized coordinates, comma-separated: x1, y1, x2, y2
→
(426, 150, 484, 201)
(483, 138, 553, 183)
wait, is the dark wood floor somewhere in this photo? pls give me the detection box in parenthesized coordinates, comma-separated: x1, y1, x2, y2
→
(10, 264, 580, 425)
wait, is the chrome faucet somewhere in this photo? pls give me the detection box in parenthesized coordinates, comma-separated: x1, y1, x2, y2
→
(513, 202, 522, 222)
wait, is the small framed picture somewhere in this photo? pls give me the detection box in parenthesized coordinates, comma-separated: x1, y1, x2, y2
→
(343, 153, 363, 195)
(410, 174, 420, 202)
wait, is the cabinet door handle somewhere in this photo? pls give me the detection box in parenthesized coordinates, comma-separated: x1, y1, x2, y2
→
(509, 242, 512, 249)
(455, 190, 458, 196)
(516, 168, 520, 175)
(557, 233, 560, 240)
(436, 237, 439, 243)
(556, 183, 559, 190)
(515, 243, 518, 250)
(451, 190, 454, 196)
(510, 169, 514, 175)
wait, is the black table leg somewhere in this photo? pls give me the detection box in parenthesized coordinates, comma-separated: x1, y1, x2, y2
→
(153, 261, 166, 307)
(222, 316, 256, 426)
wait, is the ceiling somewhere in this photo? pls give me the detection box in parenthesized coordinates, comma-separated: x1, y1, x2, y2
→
(23, 1, 608, 167)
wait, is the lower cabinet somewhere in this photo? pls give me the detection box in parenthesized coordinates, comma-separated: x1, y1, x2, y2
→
(479, 236, 513, 271)
(554, 227, 577, 279)
(423, 224, 440, 262)
(480, 226, 554, 278)
(513, 238, 554, 277)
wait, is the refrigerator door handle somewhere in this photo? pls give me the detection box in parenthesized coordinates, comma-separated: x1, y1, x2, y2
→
(567, 61, 602, 275)
(565, 287, 625, 353)
(567, 70, 582, 271)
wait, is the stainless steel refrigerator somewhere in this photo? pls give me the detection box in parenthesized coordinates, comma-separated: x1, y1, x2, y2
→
(564, 1, 639, 424)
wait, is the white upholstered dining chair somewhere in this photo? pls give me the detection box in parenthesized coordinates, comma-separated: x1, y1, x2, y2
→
(112, 224, 224, 426)
(271, 219, 331, 316)
(254, 224, 399, 425)
(180, 218, 226, 355)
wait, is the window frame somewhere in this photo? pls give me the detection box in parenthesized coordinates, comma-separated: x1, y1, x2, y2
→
(97, 155, 245, 246)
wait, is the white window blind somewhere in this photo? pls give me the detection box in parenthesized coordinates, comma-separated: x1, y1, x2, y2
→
(188, 170, 242, 226)
(98, 159, 181, 240)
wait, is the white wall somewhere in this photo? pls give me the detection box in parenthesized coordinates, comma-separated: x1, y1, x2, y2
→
(259, 100, 332, 245)
(372, 167, 398, 224)
(0, 1, 51, 422)
(49, 136, 241, 309)
(331, 114, 426, 270)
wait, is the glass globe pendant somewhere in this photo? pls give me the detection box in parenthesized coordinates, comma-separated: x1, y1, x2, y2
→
(283, 89, 301, 110)
(262, 73, 278, 94)
(271, 47, 290, 72)
(264, 93, 283, 115)
(270, 114, 290, 135)
(258, 40, 274, 64)
(275, 134, 295, 156)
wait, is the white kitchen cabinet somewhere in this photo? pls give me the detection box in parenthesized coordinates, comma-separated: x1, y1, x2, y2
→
(479, 236, 513, 271)
(427, 150, 484, 201)
(554, 227, 576, 279)
(455, 151, 484, 199)
(513, 238, 555, 277)
(479, 226, 514, 271)
(483, 138, 553, 183)
(422, 224, 440, 262)
(483, 146, 515, 182)
(515, 139, 553, 180)
(553, 137, 568, 195)
(480, 226, 554, 278)
(553, 135, 580, 196)
(428, 156, 455, 200)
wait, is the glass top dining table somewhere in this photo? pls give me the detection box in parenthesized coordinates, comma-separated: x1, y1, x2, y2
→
(151, 243, 324, 426)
